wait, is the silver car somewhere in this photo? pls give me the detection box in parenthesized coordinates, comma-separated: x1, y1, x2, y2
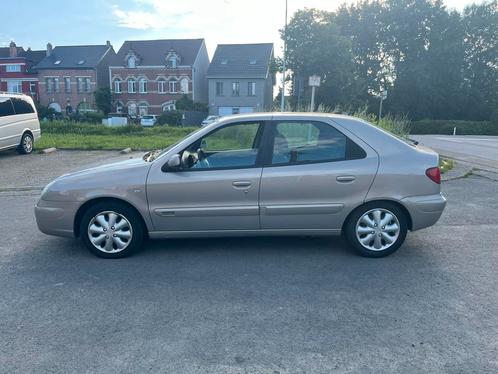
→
(35, 113, 446, 258)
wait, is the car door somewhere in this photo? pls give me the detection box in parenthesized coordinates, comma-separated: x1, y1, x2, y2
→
(259, 118, 378, 231)
(146, 120, 267, 232)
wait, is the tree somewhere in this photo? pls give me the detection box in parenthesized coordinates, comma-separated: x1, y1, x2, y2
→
(174, 95, 208, 112)
(93, 88, 112, 115)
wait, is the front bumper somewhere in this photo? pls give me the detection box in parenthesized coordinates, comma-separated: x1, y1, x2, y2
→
(34, 199, 79, 238)
(402, 193, 447, 231)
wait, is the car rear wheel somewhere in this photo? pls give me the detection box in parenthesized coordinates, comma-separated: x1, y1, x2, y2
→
(80, 202, 144, 258)
(18, 133, 33, 154)
(345, 202, 408, 257)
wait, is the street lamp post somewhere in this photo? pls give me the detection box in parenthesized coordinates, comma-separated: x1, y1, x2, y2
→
(280, 0, 288, 112)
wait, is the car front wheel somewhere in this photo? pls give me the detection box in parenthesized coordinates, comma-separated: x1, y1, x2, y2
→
(345, 202, 408, 257)
(80, 202, 144, 258)
(18, 133, 33, 154)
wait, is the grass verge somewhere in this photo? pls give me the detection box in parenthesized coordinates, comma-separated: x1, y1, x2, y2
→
(440, 158, 454, 174)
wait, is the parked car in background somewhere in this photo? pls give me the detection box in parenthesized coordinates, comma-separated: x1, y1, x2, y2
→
(140, 115, 157, 127)
(35, 113, 446, 259)
(201, 115, 220, 126)
(0, 93, 40, 154)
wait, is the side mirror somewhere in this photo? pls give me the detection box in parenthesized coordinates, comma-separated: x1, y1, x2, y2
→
(161, 154, 181, 172)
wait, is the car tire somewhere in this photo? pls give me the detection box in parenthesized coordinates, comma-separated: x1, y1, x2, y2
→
(80, 201, 145, 259)
(17, 133, 34, 154)
(345, 202, 408, 258)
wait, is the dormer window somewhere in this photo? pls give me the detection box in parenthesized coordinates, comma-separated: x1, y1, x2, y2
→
(127, 56, 136, 68)
(165, 49, 181, 68)
(54, 60, 62, 65)
(249, 59, 257, 65)
(221, 59, 228, 65)
(169, 57, 177, 68)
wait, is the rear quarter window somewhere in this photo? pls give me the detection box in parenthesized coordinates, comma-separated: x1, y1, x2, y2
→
(11, 98, 35, 115)
(0, 98, 15, 117)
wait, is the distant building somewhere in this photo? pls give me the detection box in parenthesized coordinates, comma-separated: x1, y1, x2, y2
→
(0, 42, 45, 101)
(207, 43, 275, 116)
(34, 42, 115, 113)
(108, 39, 209, 117)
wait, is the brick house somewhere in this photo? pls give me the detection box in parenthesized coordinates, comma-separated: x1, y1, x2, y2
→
(207, 43, 274, 115)
(0, 42, 45, 101)
(109, 39, 209, 117)
(33, 42, 115, 113)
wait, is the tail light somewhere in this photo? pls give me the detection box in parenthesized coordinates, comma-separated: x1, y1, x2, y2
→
(426, 167, 441, 184)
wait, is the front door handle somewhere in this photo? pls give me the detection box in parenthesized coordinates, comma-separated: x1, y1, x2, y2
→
(336, 175, 356, 183)
(232, 181, 252, 188)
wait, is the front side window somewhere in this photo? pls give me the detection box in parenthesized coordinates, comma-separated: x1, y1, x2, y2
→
(180, 122, 262, 170)
(84, 78, 91, 93)
(29, 82, 36, 93)
(77, 77, 83, 93)
(216, 82, 224, 96)
(271, 121, 360, 165)
(169, 79, 177, 93)
(54, 78, 60, 93)
(232, 82, 240, 96)
(46, 78, 53, 93)
(158, 79, 166, 93)
(180, 78, 189, 93)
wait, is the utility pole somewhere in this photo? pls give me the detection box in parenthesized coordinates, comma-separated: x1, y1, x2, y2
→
(280, 0, 288, 112)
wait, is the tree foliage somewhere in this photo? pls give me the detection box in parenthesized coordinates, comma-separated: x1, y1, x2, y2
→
(93, 87, 112, 116)
(282, 0, 498, 121)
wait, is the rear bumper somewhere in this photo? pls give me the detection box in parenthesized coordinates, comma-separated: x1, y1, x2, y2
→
(402, 193, 447, 231)
(34, 199, 78, 238)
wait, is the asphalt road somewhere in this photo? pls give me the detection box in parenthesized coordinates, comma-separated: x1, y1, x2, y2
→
(1, 164, 497, 372)
(412, 135, 498, 170)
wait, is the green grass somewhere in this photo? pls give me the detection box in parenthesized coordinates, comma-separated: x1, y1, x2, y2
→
(440, 158, 454, 174)
(37, 121, 198, 150)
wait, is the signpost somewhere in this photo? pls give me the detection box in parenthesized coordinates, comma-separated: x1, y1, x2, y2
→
(378, 90, 387, 123)
(309, 75, 321, 112)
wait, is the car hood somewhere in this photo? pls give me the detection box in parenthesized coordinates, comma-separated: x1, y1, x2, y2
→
(41, 157, 152, 202)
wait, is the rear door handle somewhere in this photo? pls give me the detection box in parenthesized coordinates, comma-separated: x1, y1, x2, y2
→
(232, 181, 252, 188)
(336, 175, 356, 183)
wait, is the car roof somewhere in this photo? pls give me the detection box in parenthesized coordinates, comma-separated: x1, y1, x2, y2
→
(216, 112, 357, 123)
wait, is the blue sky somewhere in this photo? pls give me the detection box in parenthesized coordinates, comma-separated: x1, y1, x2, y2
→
(1, 0, 484, 58)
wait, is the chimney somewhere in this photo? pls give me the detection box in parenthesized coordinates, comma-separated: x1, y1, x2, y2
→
(106, 40, 111, 48)
(9, 41, 17, 57)
(46, 43, 53, 57)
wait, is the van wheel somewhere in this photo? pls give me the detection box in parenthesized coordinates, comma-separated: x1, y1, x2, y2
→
(345, 202, 408, 258)
(80, 201, 144, 259)
(18, 133, 34, 154)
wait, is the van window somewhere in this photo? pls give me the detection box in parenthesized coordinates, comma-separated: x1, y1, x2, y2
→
(11, 98, 35, 115)
(0, 98, 15, 117)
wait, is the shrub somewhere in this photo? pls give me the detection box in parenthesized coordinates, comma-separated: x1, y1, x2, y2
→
(409, 120, 498, 135)
(157, 110, 183, 126)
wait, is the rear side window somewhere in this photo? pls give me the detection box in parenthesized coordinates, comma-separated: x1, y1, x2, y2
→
(11, 98, 35, 115)
(0, 98, 15, 117)
(271, 121, 366, 165)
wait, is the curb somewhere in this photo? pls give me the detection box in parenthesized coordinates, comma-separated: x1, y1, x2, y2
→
(0, 186, 44, 192)
(42, 147, 57, 154)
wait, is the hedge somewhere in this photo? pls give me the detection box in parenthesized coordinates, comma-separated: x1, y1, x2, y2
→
(409, 120, 498, 135)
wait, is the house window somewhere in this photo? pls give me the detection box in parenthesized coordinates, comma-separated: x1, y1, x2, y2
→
(138, 103, 148, 116)
(169, 79, 177, 93)
(7, 81, 22, 93)
(128, 103, 137, 116)
(180, 78, 189, 93)
(29, 82, 36, 94)
(139, 78, 147, 93)
(6, 65, 21, 73)
(64, 77, 71, 93)
(114, 79, 121, 93)
(169, 57, 177, 68)
(232, 107, 240, 114)
(46, 78, 53, 93)
(158, 79, 167, 93)
(248, 82, 256, 96)
(127, 56, 136, 68)
(54, 78, 60, 93)
(84, 78, 91, 93)
(163, 102, 176, 112)
(116, 102, 123, 113)
(216, 82, 224, 96)
(232, 82, 240, 96)
(128, 79, 136, 93)
(77, 77, 83, 93)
